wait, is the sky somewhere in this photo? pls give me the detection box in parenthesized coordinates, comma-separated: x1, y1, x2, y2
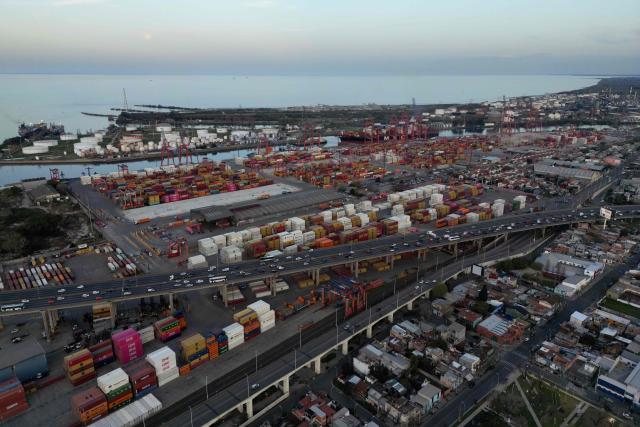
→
(1, 0, 639, 75)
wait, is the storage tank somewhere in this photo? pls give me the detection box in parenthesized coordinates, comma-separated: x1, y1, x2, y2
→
(33, 140, 58, 148)
(22, 146, 49, 155)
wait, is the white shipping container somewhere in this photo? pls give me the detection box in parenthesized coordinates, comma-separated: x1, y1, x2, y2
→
(248, 301, 271, 316)
(157, 367, 179, 387)
(223, 322, 244, 338)
(146, 347, 177, 374)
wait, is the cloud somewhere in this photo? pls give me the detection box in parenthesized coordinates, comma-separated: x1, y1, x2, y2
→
(53, 0, 105, 6)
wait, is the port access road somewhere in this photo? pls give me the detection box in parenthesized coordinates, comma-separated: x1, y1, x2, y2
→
(0, 204, 638, 316)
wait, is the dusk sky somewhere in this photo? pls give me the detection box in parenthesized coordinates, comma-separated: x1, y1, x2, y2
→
(1, 0, 639, 75)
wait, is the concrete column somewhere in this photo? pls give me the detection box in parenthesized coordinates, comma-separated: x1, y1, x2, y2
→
(353, 261, 359, 278)
(41, 310, 51, 342)
(221, 283, 228, 307)
(504, 232, 509, 241)
(313, 269, 320, 286)
(110, 302, 117, 329)
(281, 376, 290, 394)
(387, 312, 394, 322)
(313, 357, 322, 375)
(407, 300, 414, 311)
(246, 398, 254, 418)
(366, 325, 373, 339)
(48, 310, 56, 334)
(168, 293, 174, 311)
(542, 227, 546, 237)
(341, 340, 349, 355)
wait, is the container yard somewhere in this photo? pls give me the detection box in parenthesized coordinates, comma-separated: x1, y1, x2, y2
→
(88, 160, 273, 210)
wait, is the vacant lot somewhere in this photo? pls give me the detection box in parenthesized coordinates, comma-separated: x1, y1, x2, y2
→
(520, 376, 579, 427)
(600, 297, 640, 320)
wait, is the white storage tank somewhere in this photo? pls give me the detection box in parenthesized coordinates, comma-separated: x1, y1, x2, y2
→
(22, 146, 49, 154)
(33, 140, 58, 148)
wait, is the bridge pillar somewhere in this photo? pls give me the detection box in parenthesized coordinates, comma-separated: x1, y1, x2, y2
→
(366, 325, 373, 339)
(341, 340, 349, 355)
(313, 269, 320, 286)
(542, 227, 546, 237)
(168, 293, 174, 311)
(407, 300, 414, 311)
(352, 261, 359, 278)
(281, 376, 290, 394)
(221, 283, 228, 307)
(504, 232, 509, 241)
(313, 357, 322, 375)
(387, 312, 394, 322)
(41, 310, 51, 342)
(453, 243, 458, 256)
(385, 255, 394, 268)
(110, 302, 117, 329)
(245, 398, 254, 418)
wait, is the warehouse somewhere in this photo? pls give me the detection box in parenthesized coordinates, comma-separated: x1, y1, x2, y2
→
(533, 162, 601, 181)
(0, 339, 48, 383)
(191, 188, 342, 225)
(121, 183, 300, 222)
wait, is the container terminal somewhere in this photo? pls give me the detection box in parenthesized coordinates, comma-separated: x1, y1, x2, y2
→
(0, 87, 638, 426)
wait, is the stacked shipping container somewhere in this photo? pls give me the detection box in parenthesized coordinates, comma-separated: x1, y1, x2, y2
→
(64, 349, 96, 386)
(0, 377, 28, 422)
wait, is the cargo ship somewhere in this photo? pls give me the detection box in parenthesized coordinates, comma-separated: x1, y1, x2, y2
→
(338, 130, 369, 143)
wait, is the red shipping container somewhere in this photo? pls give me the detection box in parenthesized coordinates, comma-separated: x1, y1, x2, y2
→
(124, 360, 155, 386)
(133, 376, 157, 395)
(0, 401, 29, 422)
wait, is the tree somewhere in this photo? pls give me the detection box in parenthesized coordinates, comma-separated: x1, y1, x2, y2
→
(430, 282, 448, 300)
(530, 262, 543, 271)
(370, 363, 391, 383)
(479, 285, 488, 302)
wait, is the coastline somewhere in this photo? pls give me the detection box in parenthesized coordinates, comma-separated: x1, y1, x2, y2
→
(0, 141, 290, 166)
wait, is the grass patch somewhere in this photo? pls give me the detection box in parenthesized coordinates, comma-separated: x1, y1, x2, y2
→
(600, 298, 640, 320)
(488, 382, 536, 427)
(575, 406, 622, 427)
(520, 376, 579, 427)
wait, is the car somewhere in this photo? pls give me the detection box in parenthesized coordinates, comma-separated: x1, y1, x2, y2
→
(11, 336, 23, 344)
(20, 299, 29, 304)
(622, 412, 632, 420)
(147, 288, 156, 293)
(295, 257, 302, 261)
(123, 291, 132, 296)
(303, 262, 309, 266)
(57, 296, 65, 301)
(251, 383, 260, 390)
(222, 267, 230, 272)
(196, 279, 204, 284)
(47, 299, 54, 304)
(10, 328, 19, 334)
(183, 280, 190, 284)
(82, 293, 89, 298)
(57, 288, 66, 293)
(186, 283, 194, 288)
(277, 265, 285, 270)
(76, 285, 84, 289)
(389, 249, 395, 252)
(285, 256, 292, 260)
(343, 323, 351, 331)
(174, 283, 182, 287)
(92, 290, 100, 295)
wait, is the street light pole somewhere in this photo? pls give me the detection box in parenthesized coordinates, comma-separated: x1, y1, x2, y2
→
(205, 375, 209, 400)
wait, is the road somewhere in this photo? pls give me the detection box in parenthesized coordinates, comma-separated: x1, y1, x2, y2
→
(1, 202, 638, 316)
(424, 250, 640, 427)
(155, 231, 549, 426)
